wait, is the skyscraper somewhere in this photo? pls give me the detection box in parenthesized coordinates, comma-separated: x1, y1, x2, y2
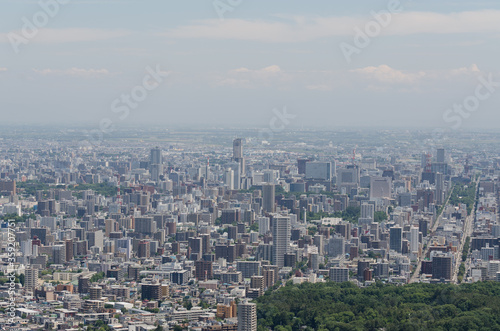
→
(238, 301, 257, 331)
(328, 235, 345, 258)
(262, 183, 275, 213)
(232, 138, 245, 175)
(305, 162, 332, 180)
(227, 162, 241, 189)
(410, 226, 419, 253)
(272, 216, 291, 268)
(224, 168, 235, 190)
(436, 148, 445, 163)
(52, 244, 66, 264)
(150, 147, 162, 165)
(390, 226, 403, 253)
(150, 147, 163, 182)
(370, 177, 392, 199)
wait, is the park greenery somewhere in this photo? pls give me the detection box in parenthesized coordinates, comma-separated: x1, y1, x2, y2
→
(448, 183, 477, 215)
(256, 281, 500, 331)
(0, 213, 36, 222)
(462, 237, 470, 262)
(69, 183, 118, 198)
(306, 206, 360, 223)
(90, 272, 105, 283)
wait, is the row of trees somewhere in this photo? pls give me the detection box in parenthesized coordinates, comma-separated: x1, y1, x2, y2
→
(256, 281, 500, 330)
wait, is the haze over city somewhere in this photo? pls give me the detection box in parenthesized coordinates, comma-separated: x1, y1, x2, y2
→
(1, 0, 500, 128)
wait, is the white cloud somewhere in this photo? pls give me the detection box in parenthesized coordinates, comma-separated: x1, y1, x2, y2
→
(351, 64, 482, 85)
(217, 65, 288, 88)
(33, 67, 111, 77)
(450, 64, 480, 75)
(0, 67, 7, 72)
(0, 28, 129, 44)
(162, 10, 500, 43)
(351, 65, 426, 84)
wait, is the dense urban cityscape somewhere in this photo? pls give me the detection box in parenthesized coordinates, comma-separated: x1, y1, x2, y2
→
(0, 128, 499, 330)
(3, 0, 500, 330)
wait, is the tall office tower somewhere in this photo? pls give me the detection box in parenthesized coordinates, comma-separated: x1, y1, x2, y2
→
(370, 177, 392, 199)
(25, 267, 39, 292)
(87, 230, 103, 250)
(137, 240, 150, 258)
(150, 146, 162, 165)
(328, 235, 345, 258)
(335, 222, 351, 240)
(410, 226, 419, 253)
(432, 253, 452, 280)
(134, 217, 157, 236)
(238, 301, 257, 331)
(227, 162, 241, 189)
(105, 219, 117, 237)
(435, 172, 444, 205)
(272, 216, 291, 268)
(149, 147, 163, 182)
(224, 168, 235, 190)
(188, 237, 203, 259)
(232, 138, 245, 175)
(436, 148, 445, 163)
(52, 245, 66, 264)
(338, 167, 358, 185)
(360, 203, 375, 220)
(421, 153, 428, 168)
(262, 184, 275, 213)
(297, 158, 311, 174)
(329, 267, 349, 282)
(233, 138, 243, 159)
(257, 217, 270, 235)
(389, 226, 403, 253)
(65, 239, 73, 262)
(310, 252, 320, 271)
(313, 234, 324, 255)
(305, 162, 332, 181)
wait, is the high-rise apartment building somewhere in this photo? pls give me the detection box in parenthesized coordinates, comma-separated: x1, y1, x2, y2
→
(238, 301, 257, 331)
(272, 216, 291, 268)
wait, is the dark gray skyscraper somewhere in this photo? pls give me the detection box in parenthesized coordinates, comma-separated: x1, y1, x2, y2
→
(436, 148, 445, 163)
(390, 226, 402, 253)
(262, 183, 275, 213)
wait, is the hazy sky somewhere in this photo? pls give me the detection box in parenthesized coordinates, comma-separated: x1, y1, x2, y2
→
(1, 0, 500, 130)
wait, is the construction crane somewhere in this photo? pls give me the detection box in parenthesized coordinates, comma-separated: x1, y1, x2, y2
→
(424, 152, 432, 173)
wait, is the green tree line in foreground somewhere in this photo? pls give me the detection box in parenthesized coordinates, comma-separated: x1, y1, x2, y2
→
(256, 281, 500, 331)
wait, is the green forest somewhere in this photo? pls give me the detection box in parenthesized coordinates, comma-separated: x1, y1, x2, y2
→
(256, 281, 500, 331)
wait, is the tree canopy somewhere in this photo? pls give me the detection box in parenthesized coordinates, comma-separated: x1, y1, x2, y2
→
(256, 281, 500, 330)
